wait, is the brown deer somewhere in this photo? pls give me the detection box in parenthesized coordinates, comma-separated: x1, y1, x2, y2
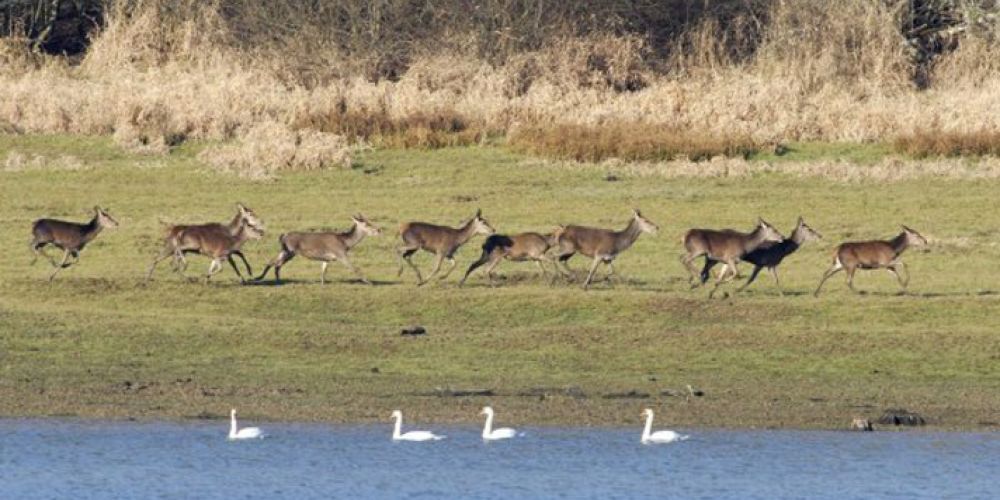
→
(145, 204, 263, 282)
(397, 209, 495, 286)
(700, 217, 822, 295)
(196, 217, 266, 283)
(680, 218, 784, 298)
(553, 209, 659, 290)
(814, 226, 928, 297)
(254, 214, 383, 285)
(458, 227, 564, 286)
(30, 206, 119, 281)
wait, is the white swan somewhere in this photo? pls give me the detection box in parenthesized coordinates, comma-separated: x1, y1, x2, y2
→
(391, 410, 445, 441)
(228, 408, 264, 440)
(480, 406, 518, 440)
(640, 408, 688, 444)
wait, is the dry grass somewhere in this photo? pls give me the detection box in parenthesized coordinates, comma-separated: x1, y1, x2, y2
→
(198, 122, 353, 180)
(4, 1, 1000, 170)
(509, 123, 759, 162)
(541, 155, 1000, 183)
(893, 129, 1000, 158)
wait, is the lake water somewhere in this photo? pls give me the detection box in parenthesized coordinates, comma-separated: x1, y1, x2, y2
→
(0, 419, 996, 499)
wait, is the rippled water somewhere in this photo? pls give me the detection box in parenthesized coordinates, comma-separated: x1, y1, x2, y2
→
(0, 419, 996, 499)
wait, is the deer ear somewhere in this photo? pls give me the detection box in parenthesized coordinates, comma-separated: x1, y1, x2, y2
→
(797, 216, 804, 224)
(632, 208, 642, 217)
(475, 208, 482, 217)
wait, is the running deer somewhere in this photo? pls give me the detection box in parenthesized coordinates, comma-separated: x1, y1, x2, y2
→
(680, 218, 784, 298)
(195, 216, 266, 284)
(700, 217, 822, 295)
(254, 214, 383, 285)
(30, 206, 119, 281)
(553, 209, 659, 290)
(397, 209, 495, 286)
(145, 204, 263, 282)
(814, 226, 928, 297)
(458, 227, 564, 286)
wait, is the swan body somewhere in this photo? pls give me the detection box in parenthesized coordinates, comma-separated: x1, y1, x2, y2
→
(228, 409, 264, 440)
(641, 408, 688, 444)
(391, 410, 445, 441)
(481, 406, 518, 440)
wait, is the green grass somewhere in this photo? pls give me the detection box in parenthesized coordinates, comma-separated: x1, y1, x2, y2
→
(1, 135, 998, 430)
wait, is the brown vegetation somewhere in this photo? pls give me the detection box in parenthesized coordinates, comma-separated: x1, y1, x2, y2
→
(3, 1, 1000, 172)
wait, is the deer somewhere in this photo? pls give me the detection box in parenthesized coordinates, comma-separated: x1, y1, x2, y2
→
(254, 214, 383, 285)
(458, 227, 564, 287)
(680, 218, 784, 298)
(145, 203, 263, 282)
(814, 226, 928, 297)
(30, 206, 119, 281)
(552, 209, 659, 290)
(194, 215, 266, 284)
(397, 209, 495, 286)
(700, 217, 822, 295)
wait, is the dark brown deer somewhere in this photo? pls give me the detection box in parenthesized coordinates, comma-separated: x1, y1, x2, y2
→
(700, 217, 822, 295)
(814, 226, 928, 297)
(553, 209, 659, 290)
(458, 227, 564, 286)
(190, 215, 265, 284)
(680, 218, 784, 298)
(145, 204, 263, 282)
(30, 206, 119, 281)
(254, 214, 383, 285)
(397, 209, 495, 286)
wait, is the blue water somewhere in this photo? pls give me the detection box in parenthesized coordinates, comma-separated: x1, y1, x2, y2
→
(0, 420, 996, 499)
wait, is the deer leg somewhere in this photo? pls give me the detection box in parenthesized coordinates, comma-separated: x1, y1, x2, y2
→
(769, 267, 784, 296)
(708, 260, 737, 298)
(339, 256, 371, 285)
(204, 259, 223, 283)
(397, 245, 418, 278)
(459, 249, 492, 286)
(399, 248, 422, 283)
(438, 256, 458, 280)
(145, 246, 178, 282)
(418, 254, 444, 286)
(681, 253, 706, 287)
(535, 259, 549, 278)
(846, 267, 860, 294)
(557, 253, 576, 280)
(33, 242, 59, 267)
(48, 250, 72, 281)
(888, 262, 908, 292)
(699, 258, 718, 285)
(233, 251, 253, 277)
(227, 255, 247, 284)
(582, 256, 603, 290)
(813, 259, 843, 297)
(735, 265, 764, 294)
(320, 261, 329, 284)
(482, 255, 504, 285)
(255, 250, 288, 282)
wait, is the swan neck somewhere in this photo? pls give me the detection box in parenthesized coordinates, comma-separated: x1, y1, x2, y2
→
(642, 413, 653, 441)
(392, 415, 401, 439)
(482, 412, 494, 437)
(229, 413, 237, 437)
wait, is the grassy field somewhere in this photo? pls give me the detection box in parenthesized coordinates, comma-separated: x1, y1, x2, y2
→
(0, 135, 998, 430)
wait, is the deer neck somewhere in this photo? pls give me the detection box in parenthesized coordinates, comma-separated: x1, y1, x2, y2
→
(455, 218, 480, 246)
(81, 215, 104, 244)
(889, 232, 909, 257)
(227, 211, 243, 236)
(341, 223, 366, 249)
(745, 226, 771, 252)
(613, 218, 644, 253)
